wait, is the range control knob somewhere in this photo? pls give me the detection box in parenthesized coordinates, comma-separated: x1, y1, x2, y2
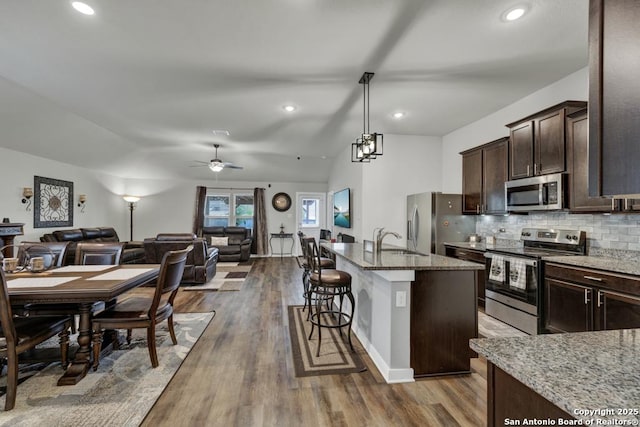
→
(566, 234, 572, 240)
(572, 235, 578, 241)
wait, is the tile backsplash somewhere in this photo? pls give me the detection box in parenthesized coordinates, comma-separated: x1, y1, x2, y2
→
(476, 212, 640, 254)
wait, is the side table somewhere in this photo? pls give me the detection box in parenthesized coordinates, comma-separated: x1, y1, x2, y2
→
(269, 233, 294, 259)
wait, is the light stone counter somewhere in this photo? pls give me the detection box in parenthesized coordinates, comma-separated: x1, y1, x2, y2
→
(544, 254, 640, 276)
(322, 242, 484, 271)
(471, 329, 640, 423)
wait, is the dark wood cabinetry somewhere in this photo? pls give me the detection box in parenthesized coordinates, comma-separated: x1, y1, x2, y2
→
(487, 362, 572, 426)
(566, 109, 616, 212)
(461, 137, 508, 215)
(506, 101, 586, 180)
(544, 263, 640, 333)
(445, 245, 486, 307)
(589, 0, 640, 197)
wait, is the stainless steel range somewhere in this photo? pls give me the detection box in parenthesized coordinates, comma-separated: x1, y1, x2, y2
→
(484, 228, 586, 335)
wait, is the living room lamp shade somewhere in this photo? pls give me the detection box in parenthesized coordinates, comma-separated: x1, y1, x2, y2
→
(123, 196, 140, 203)
(351, 72, 384, 163)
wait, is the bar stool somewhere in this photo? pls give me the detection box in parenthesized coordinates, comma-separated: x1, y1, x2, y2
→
(304, 237, 354, 357)
(297, 233, 335, 317)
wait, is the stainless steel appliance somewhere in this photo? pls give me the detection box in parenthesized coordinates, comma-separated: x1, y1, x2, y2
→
(406, 193, 477, 255)
(484, 227, 586, 335)
(505, 173, 565, 212)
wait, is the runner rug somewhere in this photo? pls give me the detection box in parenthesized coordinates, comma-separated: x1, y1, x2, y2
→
(0, 312, 214, 427)
(183, 261, 252, 291)
(288, 305, 367, 377)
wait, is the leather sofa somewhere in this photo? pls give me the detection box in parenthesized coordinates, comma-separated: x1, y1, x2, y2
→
(201, 227, 252, 262)
(143, 233, 218, 284)
(40, 227, 145, 265)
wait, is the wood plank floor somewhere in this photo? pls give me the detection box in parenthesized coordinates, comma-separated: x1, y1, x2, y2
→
(141, 257, 488, 426)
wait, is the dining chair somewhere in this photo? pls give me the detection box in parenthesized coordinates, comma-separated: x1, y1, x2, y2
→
(0, 268, 72, 411)
(296, 233, 335, 317)
(91, 245, 192, 370)
(17, 242, 69, 270)
(74, 242, 125, 265)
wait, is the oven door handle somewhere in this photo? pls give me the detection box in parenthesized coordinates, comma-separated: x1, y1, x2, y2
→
(484, 252, 537, 267)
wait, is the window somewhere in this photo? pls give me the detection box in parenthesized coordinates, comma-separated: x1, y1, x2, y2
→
(204, 193, 254, 231)
(301, 197, 320, 227)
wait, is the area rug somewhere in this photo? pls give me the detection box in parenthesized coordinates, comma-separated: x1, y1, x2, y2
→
(0, 312, 214, 426)
(183, 261, 252, 291)
(288, 305, 366, 377)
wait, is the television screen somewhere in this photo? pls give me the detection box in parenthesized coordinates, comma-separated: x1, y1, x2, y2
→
(333, 188, 351, 228)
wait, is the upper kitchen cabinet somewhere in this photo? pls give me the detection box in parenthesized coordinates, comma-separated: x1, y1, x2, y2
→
(589, 0, 640, 197)
(461, 137, 509, 215)
(566, 108, 617, 212)
(506, 101, 587, 180)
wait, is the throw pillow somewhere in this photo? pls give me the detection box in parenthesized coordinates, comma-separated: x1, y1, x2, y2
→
(211, 236, 229, 246)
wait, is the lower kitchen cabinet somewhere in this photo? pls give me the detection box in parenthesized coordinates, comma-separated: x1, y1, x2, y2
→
(544, 263, 640, 333)
(445, 245, 486, 307)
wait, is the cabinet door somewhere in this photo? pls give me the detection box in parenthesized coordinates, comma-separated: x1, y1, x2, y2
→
(483, 138, 508, 214)
(509, 121, 534, 179)
(567, 110, 616, 212)
(446, 247, 486, 307)
(589, 0, 640, 196)
(535, 109, 565, 175)
(596, 290, 640, 330)
(462, 148, 483, 214)
(544, 278, 593, 333)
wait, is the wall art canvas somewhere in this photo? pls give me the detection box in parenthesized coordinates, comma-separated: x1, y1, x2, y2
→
(34, 176, 74, 228)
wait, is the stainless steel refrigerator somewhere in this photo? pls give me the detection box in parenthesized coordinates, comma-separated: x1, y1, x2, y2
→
(406, 193, 477, 255)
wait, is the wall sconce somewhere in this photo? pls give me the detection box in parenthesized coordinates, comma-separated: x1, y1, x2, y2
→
(22, 187, 33, 211)
(77, 194, 87, 212)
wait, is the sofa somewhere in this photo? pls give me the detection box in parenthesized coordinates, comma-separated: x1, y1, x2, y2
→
(201, 226, 252, 262)
(143, 233, 218, 284)
(40, 227, 145, 265)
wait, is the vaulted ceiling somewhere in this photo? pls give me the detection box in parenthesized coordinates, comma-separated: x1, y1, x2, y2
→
(0, 0, 588, 182)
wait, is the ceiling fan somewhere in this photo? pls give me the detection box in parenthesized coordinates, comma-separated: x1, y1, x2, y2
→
(192, 144, 243, 172)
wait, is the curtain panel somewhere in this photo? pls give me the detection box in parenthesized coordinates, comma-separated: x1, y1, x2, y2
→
(192, 186, 207, 236)
(252, 187, 268, 255)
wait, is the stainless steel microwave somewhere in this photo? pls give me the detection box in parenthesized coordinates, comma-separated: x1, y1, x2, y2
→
(505, 173, 565, 211)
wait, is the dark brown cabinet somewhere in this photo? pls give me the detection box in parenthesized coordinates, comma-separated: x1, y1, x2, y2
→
(589, 0, 640, 197)
(461, 137, 508, 215)
(566, 109, 616, 212)
(445, 245, 486, 307)
(544, 263, 640, 334)
(506, 101, 586, 180)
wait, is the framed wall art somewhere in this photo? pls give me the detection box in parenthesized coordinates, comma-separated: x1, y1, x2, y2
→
(34, 176, 74, 228)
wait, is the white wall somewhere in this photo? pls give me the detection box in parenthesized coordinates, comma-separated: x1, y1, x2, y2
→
(328, 134, 443, 245)
(441, 67, 589, 193)
(0, 147, 126, 243)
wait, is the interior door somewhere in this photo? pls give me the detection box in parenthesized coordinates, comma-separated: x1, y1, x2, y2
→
(295, 192, 326, 255)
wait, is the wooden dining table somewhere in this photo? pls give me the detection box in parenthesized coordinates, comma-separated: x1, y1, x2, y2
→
(6, 264, 159, 386)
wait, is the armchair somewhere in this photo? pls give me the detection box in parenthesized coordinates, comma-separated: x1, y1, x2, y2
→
(143, 233, 218, 284)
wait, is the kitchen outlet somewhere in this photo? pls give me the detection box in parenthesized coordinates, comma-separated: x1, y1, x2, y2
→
(395, 291, 407, 308)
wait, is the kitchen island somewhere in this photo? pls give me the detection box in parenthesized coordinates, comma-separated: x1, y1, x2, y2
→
(321, 242, 484, 383)
(471, 329, 640, 426)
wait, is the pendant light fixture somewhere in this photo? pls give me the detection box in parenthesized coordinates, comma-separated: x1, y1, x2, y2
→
(352, 72, 384, 162)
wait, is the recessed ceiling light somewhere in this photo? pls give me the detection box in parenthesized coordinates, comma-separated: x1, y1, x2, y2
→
(392, 111, 405, 119)
(71, 1, 95, 15)
(283, 105, 296, 113)
(212, 130, 230, 136)
(503, 6, 527, 21)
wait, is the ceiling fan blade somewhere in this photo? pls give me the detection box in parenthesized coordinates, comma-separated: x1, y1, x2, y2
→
(224, 163, 243, 170)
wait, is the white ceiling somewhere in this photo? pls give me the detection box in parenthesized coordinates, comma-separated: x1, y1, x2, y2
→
(0, 0, 588, 183)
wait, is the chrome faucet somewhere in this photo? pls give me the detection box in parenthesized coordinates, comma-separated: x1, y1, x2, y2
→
(376, 228, 402, 250)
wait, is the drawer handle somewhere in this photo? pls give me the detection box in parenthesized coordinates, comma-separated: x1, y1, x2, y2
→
(583, 275, 603, 282)
(458, 252, 467, 256)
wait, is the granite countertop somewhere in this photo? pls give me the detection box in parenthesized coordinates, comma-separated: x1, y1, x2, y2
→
(544, 255, 640, 276)
(470, 329, 640, 423)
(322, 242, 485, 271)
(443, 241, 488, 251)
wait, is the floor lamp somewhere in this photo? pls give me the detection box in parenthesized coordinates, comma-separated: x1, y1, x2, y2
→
(123, 196, 140, 241)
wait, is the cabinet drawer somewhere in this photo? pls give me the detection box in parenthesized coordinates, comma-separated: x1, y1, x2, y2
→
(450, 248, 485, 264)
(545, 263, 640, 296)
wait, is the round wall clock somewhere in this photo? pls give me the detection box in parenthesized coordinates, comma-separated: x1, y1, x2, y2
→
(272, 192, 291, 212)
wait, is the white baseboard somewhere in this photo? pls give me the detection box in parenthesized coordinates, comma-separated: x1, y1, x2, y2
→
(353, 325, 415, 384)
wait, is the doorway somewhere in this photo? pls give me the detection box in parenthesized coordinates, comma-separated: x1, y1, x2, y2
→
(295, 192, 326, 255)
